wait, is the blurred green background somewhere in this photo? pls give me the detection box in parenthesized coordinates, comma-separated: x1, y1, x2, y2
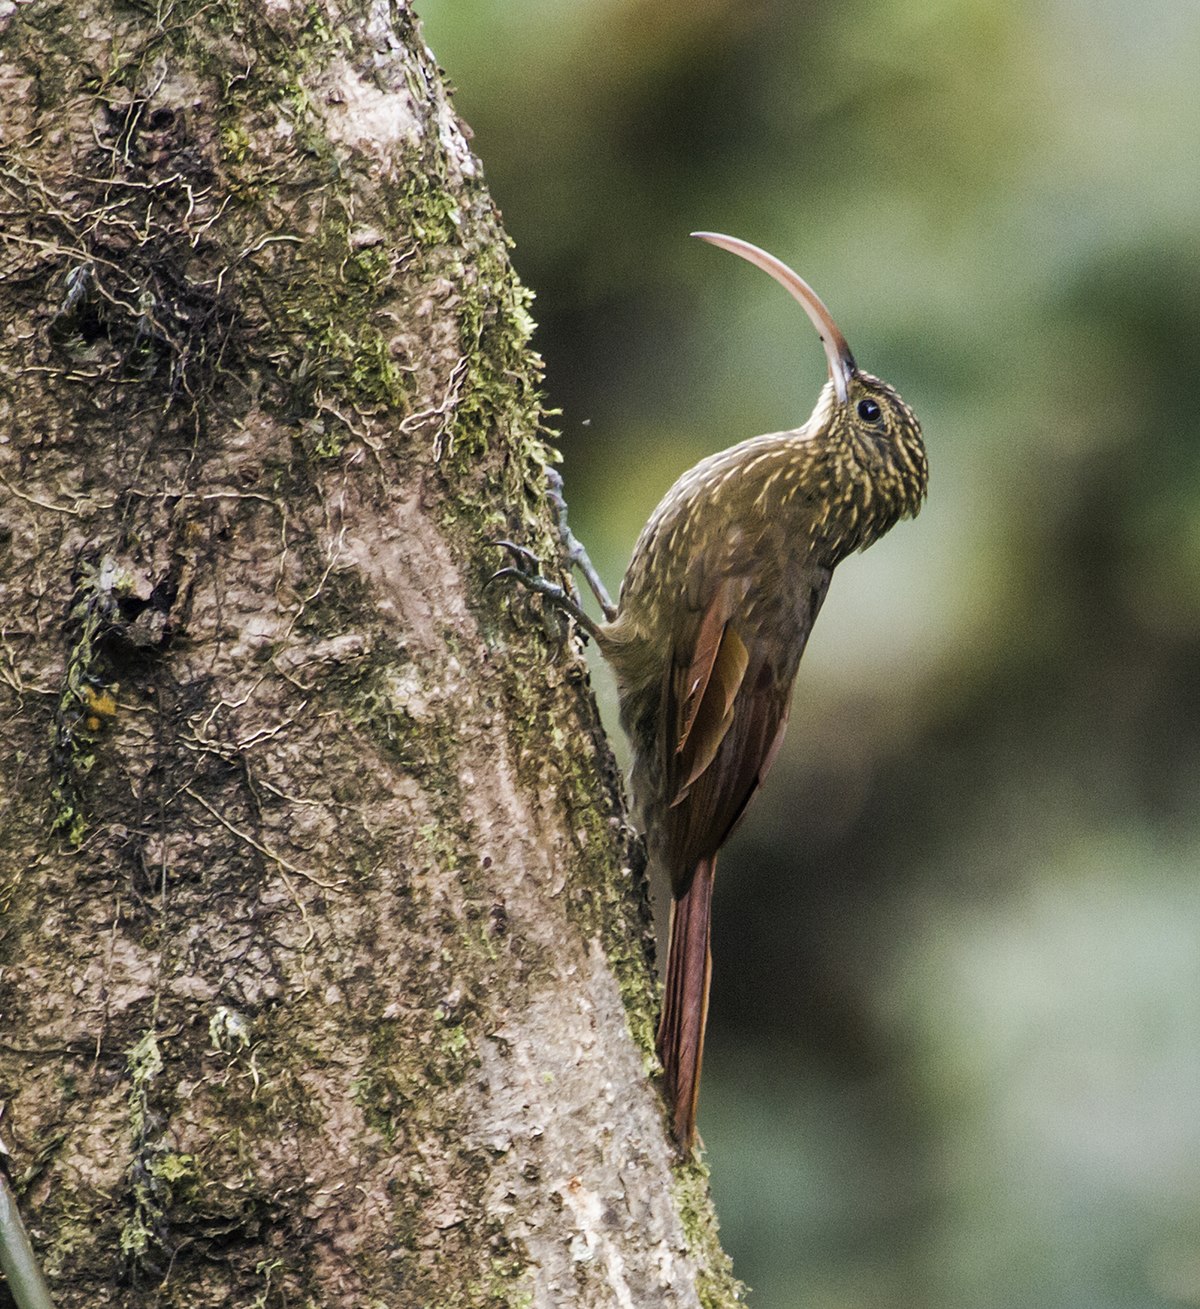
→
(418, 1, 1200, 1304)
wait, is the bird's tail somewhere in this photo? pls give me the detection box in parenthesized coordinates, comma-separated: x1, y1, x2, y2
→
(656, 854, 716, 1150)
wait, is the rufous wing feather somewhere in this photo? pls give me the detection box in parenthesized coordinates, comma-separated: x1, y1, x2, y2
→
(673, 616, 749, 802)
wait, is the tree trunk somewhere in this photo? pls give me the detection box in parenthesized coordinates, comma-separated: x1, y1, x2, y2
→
(0, 2, 739, 1305)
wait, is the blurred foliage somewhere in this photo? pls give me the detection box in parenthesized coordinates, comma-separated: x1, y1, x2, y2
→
(419, 0, 1200, 1304)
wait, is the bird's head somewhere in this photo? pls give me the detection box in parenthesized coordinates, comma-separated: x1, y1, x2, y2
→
(692, 232, 928, 530)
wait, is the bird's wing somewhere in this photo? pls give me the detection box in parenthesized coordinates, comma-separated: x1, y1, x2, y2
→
(671, 587, 749, 798)
(660, 571, 830, 897)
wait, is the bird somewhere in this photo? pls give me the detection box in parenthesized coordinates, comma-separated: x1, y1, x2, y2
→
(494, 232, 928, 1149)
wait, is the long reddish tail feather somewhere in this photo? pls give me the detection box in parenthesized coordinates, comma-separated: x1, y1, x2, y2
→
(656, 855, 716, 1149)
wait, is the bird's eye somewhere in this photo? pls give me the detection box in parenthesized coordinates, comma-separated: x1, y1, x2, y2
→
(857, 398, 882, 423)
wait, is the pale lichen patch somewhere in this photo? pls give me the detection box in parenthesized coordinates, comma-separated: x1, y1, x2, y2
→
(318, 55, 421, 157)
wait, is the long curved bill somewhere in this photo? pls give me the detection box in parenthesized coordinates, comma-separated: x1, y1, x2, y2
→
(691, 232, 856, 405)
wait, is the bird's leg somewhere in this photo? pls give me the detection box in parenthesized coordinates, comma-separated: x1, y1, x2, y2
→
(488, 467, 616, 641)
(546, 468, 617, 621)
(488, 540, 604, 642)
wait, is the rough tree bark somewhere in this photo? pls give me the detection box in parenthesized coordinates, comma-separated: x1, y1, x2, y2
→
(0, 1, 740, 1305)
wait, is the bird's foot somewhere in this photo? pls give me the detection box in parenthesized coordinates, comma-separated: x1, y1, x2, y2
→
(546, 468, 617, 621)
(488, 539, 602, 642)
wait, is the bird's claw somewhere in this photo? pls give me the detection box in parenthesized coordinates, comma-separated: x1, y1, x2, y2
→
(486, 565, 522, 588)
(489, 538, 543, 570)
(486, 536, 601, 641)
(486, 539, 545, 590)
